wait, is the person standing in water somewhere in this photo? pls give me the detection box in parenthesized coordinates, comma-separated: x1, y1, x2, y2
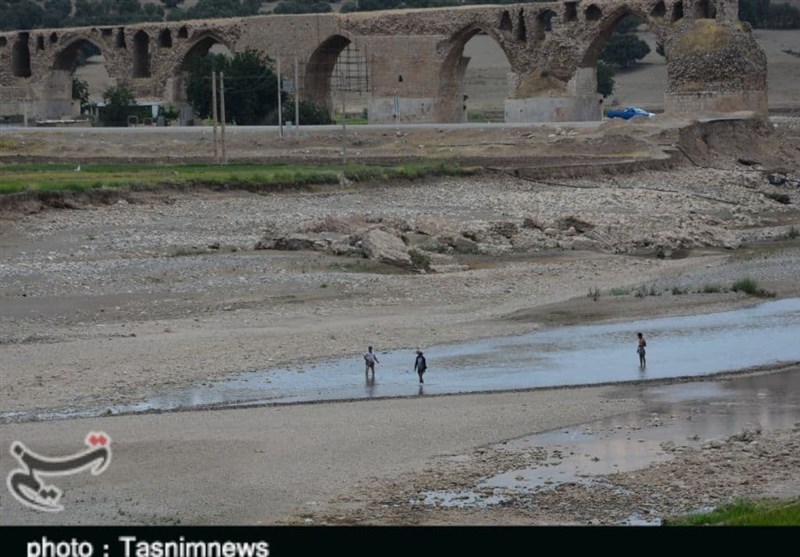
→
(414, 349, 427, 384)
(364, 346, 379, 378)
(637, 332, 647, 368)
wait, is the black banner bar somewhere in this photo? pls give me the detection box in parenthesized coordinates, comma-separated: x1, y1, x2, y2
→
(0, 525, 780, 556)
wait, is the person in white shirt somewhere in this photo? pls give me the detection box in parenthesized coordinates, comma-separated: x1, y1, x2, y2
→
(364, 346, 379, 377)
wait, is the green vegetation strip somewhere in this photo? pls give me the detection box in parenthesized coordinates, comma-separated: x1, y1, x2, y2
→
(0, 162, 474, 195)
(664, 497, 800, 526)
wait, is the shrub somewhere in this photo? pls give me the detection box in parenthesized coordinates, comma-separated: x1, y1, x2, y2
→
(100, 83, 137, 127)
(282, 99, 333, 125)
(408, 249, 431, 271)
(732, 277, 776, 298)
(732, 277, 759, 295)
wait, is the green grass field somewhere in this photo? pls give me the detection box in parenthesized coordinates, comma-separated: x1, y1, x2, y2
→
(664, 497, 800, 526)
(0, 161, 475, 195)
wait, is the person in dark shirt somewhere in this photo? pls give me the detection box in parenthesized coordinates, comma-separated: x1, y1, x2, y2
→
(414, 349, 427, 384)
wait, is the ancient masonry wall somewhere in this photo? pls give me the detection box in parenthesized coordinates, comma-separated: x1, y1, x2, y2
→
(0, 0, 767, 123)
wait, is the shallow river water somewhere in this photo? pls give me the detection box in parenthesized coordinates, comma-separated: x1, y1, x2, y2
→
(132, 297, 800, 407)
(3, 298, 799, 422)
(0, 298, 800, 422)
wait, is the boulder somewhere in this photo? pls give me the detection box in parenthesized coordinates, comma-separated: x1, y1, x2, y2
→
(461, 222, 493, 242)
(273, 233, 329, 251)
(443, 235, 479, 253)
(412, 216, 461, 237)
(254, 237, 277, 250)
(510, 229, 546, 251)
(367, 215, 413, 232)
(571, 237, 600, 251)
(555, 215, 595, 234)
(403, 232, 436, 249)
(522, 217, 546, 230)
(490, 221, 519, 239)
(361, 229, 413, 268)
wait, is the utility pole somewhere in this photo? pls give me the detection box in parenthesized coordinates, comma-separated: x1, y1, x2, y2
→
(277, 57, 283, 138)
(211, 70, 219, 163)
(294, 56, 300, 132)
(220, 71, 227, 165)
(341, 92, 347, 165)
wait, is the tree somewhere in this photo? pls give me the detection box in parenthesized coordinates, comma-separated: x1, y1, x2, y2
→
(0, 0, 44, 30)
(615, 14, 642, 34)
(282, 99, 333, 125)
(41, 0, 72, 28)
(766, 3, 800, 29)
(185, 53, 224, 121)
(273, 1, 332, 14)
(596, 61, 615, 98)
(739, 0, 771, 28)
(601, 34, 651, 69)
(169, 0, 261, 20)
(185, 49, 281, 125)
(101, 83, 137, 126)
(72, 77, 91, 114)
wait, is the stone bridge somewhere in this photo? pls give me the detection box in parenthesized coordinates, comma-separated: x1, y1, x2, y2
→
(0, 0, 767, 124)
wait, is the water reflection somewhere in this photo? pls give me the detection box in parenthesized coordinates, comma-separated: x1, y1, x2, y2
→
(365, 375, 376, 397)
(419, 369, 800, 519)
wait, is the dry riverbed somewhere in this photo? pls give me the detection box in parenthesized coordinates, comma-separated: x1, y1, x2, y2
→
(1, 117, 799, 525)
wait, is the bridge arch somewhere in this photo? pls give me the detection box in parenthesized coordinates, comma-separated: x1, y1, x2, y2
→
(533, 9, 559, 42)
(12, 33, 32, 78)
(53, 36, 112, 99)
(578, 5, 669, 69)
(671, 1, 685, 22)
(304, 32, 368, 113)
(132, 30, 151, 78)
(437, 25, 513, 122)
(171, 33, 233, 106)
(693, 0, 716, 18)
(177, 33, 234, 72)
(53, 36, 105, 71)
